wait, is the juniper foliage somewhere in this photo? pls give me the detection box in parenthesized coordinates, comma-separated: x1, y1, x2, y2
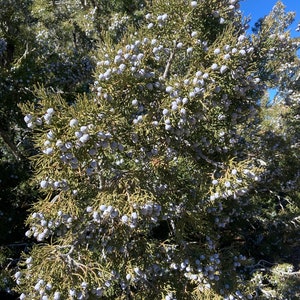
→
(0, 0, 299, 299)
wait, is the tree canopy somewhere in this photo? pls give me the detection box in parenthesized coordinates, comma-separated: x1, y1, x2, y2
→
(0, 1, 299, 299)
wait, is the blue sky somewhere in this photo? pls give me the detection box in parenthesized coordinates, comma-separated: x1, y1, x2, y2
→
(240, 0, 300, 36)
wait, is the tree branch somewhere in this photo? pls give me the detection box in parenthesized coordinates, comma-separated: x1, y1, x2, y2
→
(0, 128, 23, 161)
(163, 41, 176, 79)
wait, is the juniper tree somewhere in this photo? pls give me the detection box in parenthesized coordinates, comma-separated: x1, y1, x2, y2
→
(245, 10, 300, 297)
(13, 0, 300, 299)
(232, 5, 300, 297)
(0, 0, 143, 297)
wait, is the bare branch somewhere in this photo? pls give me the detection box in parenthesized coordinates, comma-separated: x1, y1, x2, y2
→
(163, 41, 176, 79)
(0, 128, 23, 161)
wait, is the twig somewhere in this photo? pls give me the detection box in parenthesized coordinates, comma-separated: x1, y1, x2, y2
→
(0, 128, 24, 161)
(163, 41, 176, 79)
(196, 149, 223, 168)
(271, 269, 300, 276)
